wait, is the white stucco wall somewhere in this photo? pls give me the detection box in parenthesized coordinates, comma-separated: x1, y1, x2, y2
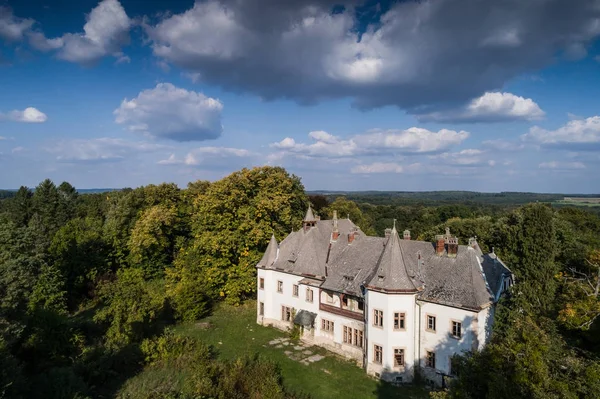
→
(257, 269, 320, 330)
(365, 291, 418, 382)
(257, 268, 498, 387)
(417, 301, 479, 382)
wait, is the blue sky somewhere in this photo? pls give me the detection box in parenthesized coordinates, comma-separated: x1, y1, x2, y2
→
(1, 0, 600, 192)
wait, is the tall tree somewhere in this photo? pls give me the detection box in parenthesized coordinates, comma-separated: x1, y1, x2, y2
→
(31, 179, 61, 237)
(128, 204, 179, 277)
(172, 166, 308, 305)
(5, 186, 33, 227)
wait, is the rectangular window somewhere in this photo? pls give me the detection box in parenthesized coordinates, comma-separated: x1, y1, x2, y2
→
(451, 321, 462, 338)
(426, 351, 436, 369)
(281, 306, 292, 322)
(259, 278, 264, 289)
(321, 318, 334, 332)
(342, 296, 348, 307)
(306, 288, 313, 302)
(259, 302, 264, 316)
(427, 315, 436, 332)
(358, 301, 364, 311)
(343, 326, 363, 348)
(277, 280, 283, 293)
(293, 284, 299, 297)
(374, 345, 383, 364)
(394, 348, 405, 367)
(373, 309, 383, 327)
(394, 312, 406, 330)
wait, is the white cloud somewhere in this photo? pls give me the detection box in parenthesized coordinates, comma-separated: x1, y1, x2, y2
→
(28, 0, 131, 65)
(143, 0, 600, 111)
(48, 138, 167, 163)
(272, 128, 468, 158)
(0, 107, 47, 123)
(522, 116, 600, 150)
(351, 162, 404, 174)
(11, 146, 25, 153)
(159, 147, 252, 166)
(433, 148, 494, 167)
(417, 92, 545, 123)
(539, 161, 586, 170)
(114, 83, 223, 142)
(0, 6, 34, 42)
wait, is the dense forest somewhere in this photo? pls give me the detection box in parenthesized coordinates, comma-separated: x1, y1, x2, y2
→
(1, 166, 599, 398)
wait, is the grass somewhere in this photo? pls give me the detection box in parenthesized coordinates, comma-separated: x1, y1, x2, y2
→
(166, 300, 429, 399)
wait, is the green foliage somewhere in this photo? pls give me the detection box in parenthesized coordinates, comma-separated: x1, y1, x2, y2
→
(176, 166, 308, 305)
(322, 196, 375, 235)
(94, 268, 169, 349)
(49, 217, 109, 307)
(128, 204, 179, 277)
(4, 186, 33, 227)
(28, 263, 67, 314)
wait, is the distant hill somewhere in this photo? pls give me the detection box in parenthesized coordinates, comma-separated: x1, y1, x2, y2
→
(308, 190, 600, 206)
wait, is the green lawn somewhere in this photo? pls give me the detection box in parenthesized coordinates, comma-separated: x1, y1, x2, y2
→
(168, 301, 428, 399)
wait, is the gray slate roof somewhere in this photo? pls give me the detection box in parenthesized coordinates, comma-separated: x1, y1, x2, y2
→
(257, 233, 278, 268)
(257, 211, 505, 311)
(480, 253, 513, 298)
(366, 227, 422, 293)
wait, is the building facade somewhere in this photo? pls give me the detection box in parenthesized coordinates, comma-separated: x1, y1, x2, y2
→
(256, 207, 513, 386)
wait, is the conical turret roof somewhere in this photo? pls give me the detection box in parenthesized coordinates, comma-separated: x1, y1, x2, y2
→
(304, 205, 316, 222)
(257, 233, 278, 268)
(367, 224, 420, 293)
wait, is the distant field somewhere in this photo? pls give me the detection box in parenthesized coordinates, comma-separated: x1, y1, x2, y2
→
(553, 198, 600, 207)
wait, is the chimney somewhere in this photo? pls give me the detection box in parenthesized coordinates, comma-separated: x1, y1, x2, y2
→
(435, 235, 445, 256)
(385, 228, 392, 239)
(332, 211, 339, 240)
(468, 237, 478, 249)
(348, 227, 358, 244)
(447, 236, 458, 258)
(348, 232, 355, 244)
(403, 230, 411, 240)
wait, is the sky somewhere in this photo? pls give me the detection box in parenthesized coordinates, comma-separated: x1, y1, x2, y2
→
(1, 0, 600, 193)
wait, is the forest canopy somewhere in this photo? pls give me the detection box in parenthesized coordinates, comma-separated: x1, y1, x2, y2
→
(0, 167, 598, 398)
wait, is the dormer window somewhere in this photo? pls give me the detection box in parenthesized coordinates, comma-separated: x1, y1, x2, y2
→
(378, 275, 385, 282)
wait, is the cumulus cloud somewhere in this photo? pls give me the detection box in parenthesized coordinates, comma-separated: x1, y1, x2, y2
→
(417, 92, 545, 123)
(539, 161, 586, 170)
(48, 138, 167, 163)
(351, 162, 404, 174)
(158, 147, 253, 166)
(28, 0, 131, 65)
(522, 116, 600, 151)
(0, 6, 34, 42)
(0, 107, 47, 123)
(143, 0, 600, 110)
(114, 83, 223, 142)
(432, 148, 495, 167)
(272, 128, 468, 158)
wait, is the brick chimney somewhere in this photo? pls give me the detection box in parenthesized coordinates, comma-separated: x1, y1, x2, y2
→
(348, 232, 355, 244)
(435, 235, 445, 256)
(447, 236, 458, 258)
(403, 230, 411, 240)
(385, 228, 392, 239)
(332, 211, 339, 241)
(348, 227, 358, 244)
